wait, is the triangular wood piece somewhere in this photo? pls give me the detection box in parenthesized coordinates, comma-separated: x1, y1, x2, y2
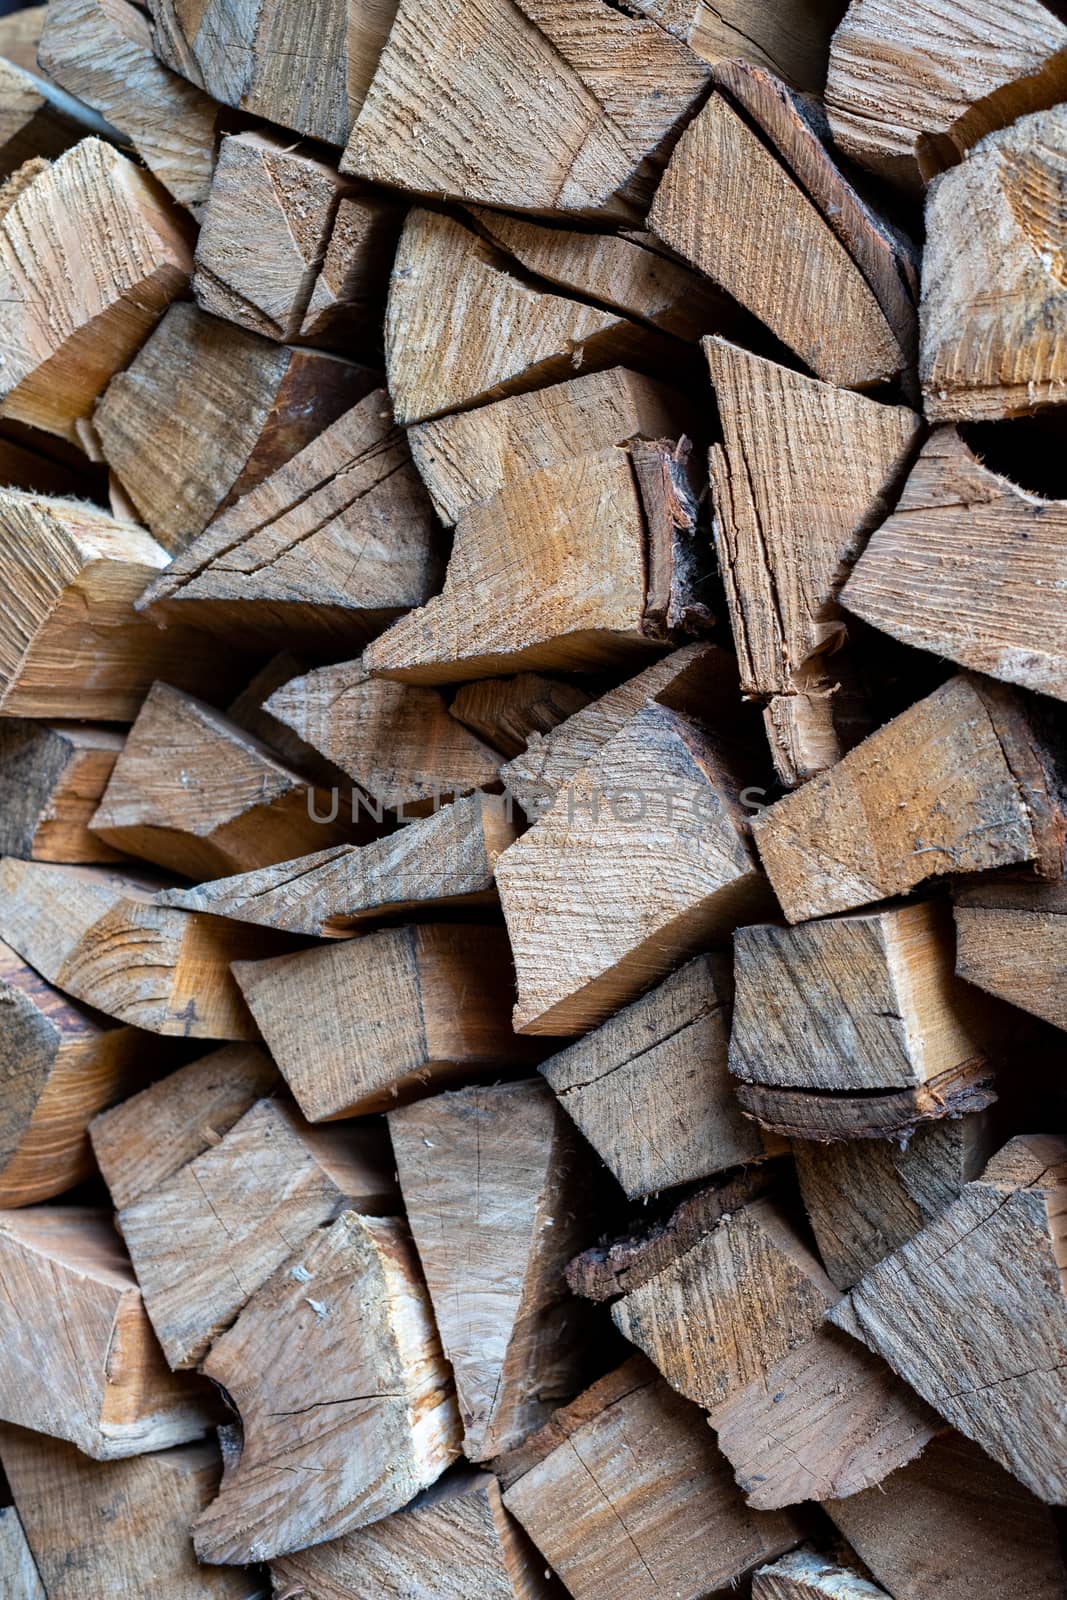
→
(450, 676, 593, 760)
(193, 1211, 461, 1564)
(622, 0, 846, 94)
(0, 720, 124, 863)
(735, 1060, 998, 1145)
(389, 1080, 591, 1462)
(954, 880, 1067, 1031)
(754, 1549, 892, 1599)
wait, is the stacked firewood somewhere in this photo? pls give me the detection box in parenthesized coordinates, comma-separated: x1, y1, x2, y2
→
(0, 0, 1064, 1596)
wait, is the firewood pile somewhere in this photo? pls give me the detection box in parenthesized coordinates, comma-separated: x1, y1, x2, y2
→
(0, 0, 1065, 1595)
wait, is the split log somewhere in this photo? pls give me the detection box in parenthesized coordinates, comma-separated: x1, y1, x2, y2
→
(621, 0, 847, 93)
(497, 702, 773, 1034)
(38, 0, 218, 211)
(0, 1504, 43, 1600)
(96, 302, 378, 552)
(921, 107, 1067, 422)
(0, 139, 191, 441)
(828, 1134, 1067, 1502)
(271, 1468, 557, 1600)
(825, 1430, 1067, 1600)
(750, 675, 1064, 924)
(0, 58, 82, 180)
(540, 953, 780, 1199)
(706, 337, 920, 783)
(119, 1096, 395, 1368)
(157, 794, 519, 935)
(649, 93, 903, 390)
(500, 1358, 803, 1600)
(0, 6, 47, 74)
(0, 939, 151, 1207)
(754, 1549, 892, 1599)
(263, 658, 501, 817)
(0, 721, 124, 863)
(343, 0, 711, 220)
(825, 0, 1067, 190)
(385, 210, 676, 427)
(0, 1426, 262, 1600)
(298, 191, 404, 347)
(451, 676, 593, 760)
(610, 1197, 837, 1409)
(87, 682, 360, 880)
(389, 1080, 591, 1461)
(193, 1210, 461, 1564)
(233, 923, 542, 1120)
(955, 880, 1067, 1031)
(735, 1060, 998, 1144)
(0, 860, 298, 1039)
(407, 366, 687, 527)
(0, 1208, 216, 1458)
(794, 1112, 996, 1289)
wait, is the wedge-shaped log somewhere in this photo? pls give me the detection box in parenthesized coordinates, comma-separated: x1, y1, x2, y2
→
(754, 1549, 892, 1600)
(234, 923, 541, 1120)
(194, 1210, 461, 1564)
(541, 954, 777, 1199)
(622, 0, 846, 93)
(95, 301, 377, 551)
(706, 338, 920, 783)
(137, 389, 442, 652)
(38, 0, 218, 210)
(498, 702, 772, 1035)
(298, 191, 404, 346)
(272, 1468, 556, 1600)
(385, 210, 673, 427)
(649, 94, 902, 390)
(158, 794, 518, 936)
(0, 138, 191, 441)
(451, 676, 592, 760)
(955, 880, 1067, 1031)
(826, 0, 1067, 189)
(0, 860, 296, 1038)
(829, 1135, 1067, 1502)
(343, 0, 710, 219)
(921, 108, 1067, 422)
(736, 1061, 998, 1145)
(389, 1081, 590, 1462)
(844, 430, 1067, 699)
(120, 1097, 395, 1369)
(0, 1503, 43, 1599)
(501, 1358, 802, 1600)
(408, 367, 686, 527)
(0, 721, 123, 863)
(750, 675, 1064, 924)
(0, 1426, 260, 1600)
(88, 683, 358, 880)
(0, 1208, 216, 1458)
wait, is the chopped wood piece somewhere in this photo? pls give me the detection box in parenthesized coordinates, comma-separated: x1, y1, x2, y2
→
(0, 6, 47, 74)
(498, 702, 773, 1035)
(451, 675, 594, 760)
(0, 58, 82, 180)
(622, 0, 846, 93)
(502, 1358, 802, 1600)
(225, 653, 354, 790)
(136, 389, 442, 652)
(750, 675, 1058, 925)
(0, 1207, 216, 1457)
(754, 1548, 892, 1599)
(120, 1096, 395, 1368)
(157, 794, 519, 935)
(389, 1080, 591, 1461)
(38, 0, 217, 211)
(95, 302, 377, 552)
(0, 938, 150, 1207)
(194, 1210, 461, 1564)
(298, 192, 404, 347)
(541, 953, 779, 1199)
(730, 901, 990, 1092)
(0, 1426, 262, 1600)
(385, 210, 674, 427)
(649, 94, 902, 390)
(0, 1504, 44, 1600)
(0, 860, 297, 1039)
(843, 430, 1067, 700)
(272, 1468, 558, 1600)
(826, 0, 1067, 190)
(955, 880, 1067, 1031)
(146, 0, 395, 144)
(408, 366, 687, 527)
(710, 1323, 940, 1510)
(829, 1134, 1067, 1501)
(706, 338, 920, 783)
(264, 658, 502, 817)
(736, 1059, 998, 1144)
(233, 923, 542, 1120)
(611, 1197, 837, 1409)
(0, 721, 124, 863)
(921, 107, 1067, 422)
(88, 682, 360, 880)
(794, 1112, 996, 1289)
(343, 0, 711, 220)
(0, 139, 191, 441)
(825, 1430, 1067, 1600)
